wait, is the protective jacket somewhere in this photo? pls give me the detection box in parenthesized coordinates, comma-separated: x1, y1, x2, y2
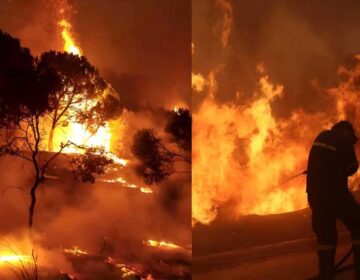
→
(307, 127, 360, 279)
(307, 129, 358, 200)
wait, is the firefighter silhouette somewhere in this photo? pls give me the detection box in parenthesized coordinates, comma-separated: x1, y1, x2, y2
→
(307, 121, 360, 279)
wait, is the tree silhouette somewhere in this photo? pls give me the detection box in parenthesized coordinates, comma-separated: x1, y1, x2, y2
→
(0, 31, 60, 126)
(0, 31, 62, 228)
(165, 108, 191, 151)
(71, 146, 114, 183)
(0, 31, 114, 228)
(131, 128, 190, 184)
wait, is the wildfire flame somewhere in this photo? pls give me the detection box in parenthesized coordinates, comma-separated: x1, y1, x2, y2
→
(192, 67, 330, 224)
(192, 46, 360, 226)
(54, 5, 128, 167)
(58, 19, 81, 56)
(56, 12, 113, 152)
(0, 254, 31, 264)
(106, 257, 153, 280)
(192, 73, 207, 92)
(144, 239, 180, 249)
(98, 177, 153, 194)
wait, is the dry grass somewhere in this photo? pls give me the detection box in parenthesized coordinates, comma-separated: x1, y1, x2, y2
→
(8, 249, 38, 280)
(0, 240, 39, 280)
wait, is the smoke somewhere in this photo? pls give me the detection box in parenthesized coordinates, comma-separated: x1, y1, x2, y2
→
(0, 0, 191, 278)
(76, 0, 191, 109)
(0, 151, 191, 277)
(103, 72, 148, 111)
(0, 106, 191, 278)
(193, 0, 360, 115)
(215, 0, 233, 48)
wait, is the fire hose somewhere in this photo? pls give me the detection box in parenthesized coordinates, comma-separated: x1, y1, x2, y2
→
(284, 170, 355, 277)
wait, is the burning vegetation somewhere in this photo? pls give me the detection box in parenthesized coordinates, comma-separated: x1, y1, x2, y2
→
(192, 0, 360, 226)
(0, 0, 191, 279)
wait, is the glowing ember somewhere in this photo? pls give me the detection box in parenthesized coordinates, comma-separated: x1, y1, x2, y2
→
(101, 177, 127, 184)
(63, 246, 88, 256)
(144, 239, 180, 249)
(107, 154, 128, 167)
(98, 177, 153, 194)
(140, 187, 153, 194)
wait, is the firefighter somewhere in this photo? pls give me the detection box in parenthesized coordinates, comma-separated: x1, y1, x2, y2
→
(307, 121, 360, 279)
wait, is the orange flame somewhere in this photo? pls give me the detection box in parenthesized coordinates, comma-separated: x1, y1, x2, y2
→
(58, 19, 81, 56)
(98, 177, 153, 194)
(192, 53, 360, 225)
(144, 239, 180, 249)
(192, 68, 333, 224)
(0, 254, 31, 264)
(53, 6, 127, 162)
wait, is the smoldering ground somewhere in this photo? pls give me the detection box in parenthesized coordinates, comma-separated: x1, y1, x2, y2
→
(0, 0, 191, 278)
(0, 152, 191, 278)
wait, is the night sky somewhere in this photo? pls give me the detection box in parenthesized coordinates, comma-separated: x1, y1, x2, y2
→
(0, 0, 191, 110)
(193, 0, 360, 116)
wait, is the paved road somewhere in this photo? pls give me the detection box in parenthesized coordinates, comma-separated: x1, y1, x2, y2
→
(193, 235, 355, 280)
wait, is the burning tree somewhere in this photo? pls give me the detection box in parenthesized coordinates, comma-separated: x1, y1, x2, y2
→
(39, 51, 116, 151)
(131, 109, 191, 184)
(0, 31, 114, 228)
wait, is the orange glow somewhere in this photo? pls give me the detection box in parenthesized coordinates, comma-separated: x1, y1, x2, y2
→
(192, 52, 360, 225)
(191, 2, 360, 226)
(0, 254, 31, 264)
(192, 69, 329, 224)
(58, 19, 81, 56)
(144, 239, 180, 249)
(63, 246, 88, 256)
(98, 177, 153, 194)
(53, 8, 126, 159)
(192, 73, 207, 92)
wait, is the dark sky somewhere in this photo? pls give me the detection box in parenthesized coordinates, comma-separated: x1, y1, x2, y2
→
(2, 0, 360, 115)
(193, 0, 360, 116)
(0, 0, 191, 110)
